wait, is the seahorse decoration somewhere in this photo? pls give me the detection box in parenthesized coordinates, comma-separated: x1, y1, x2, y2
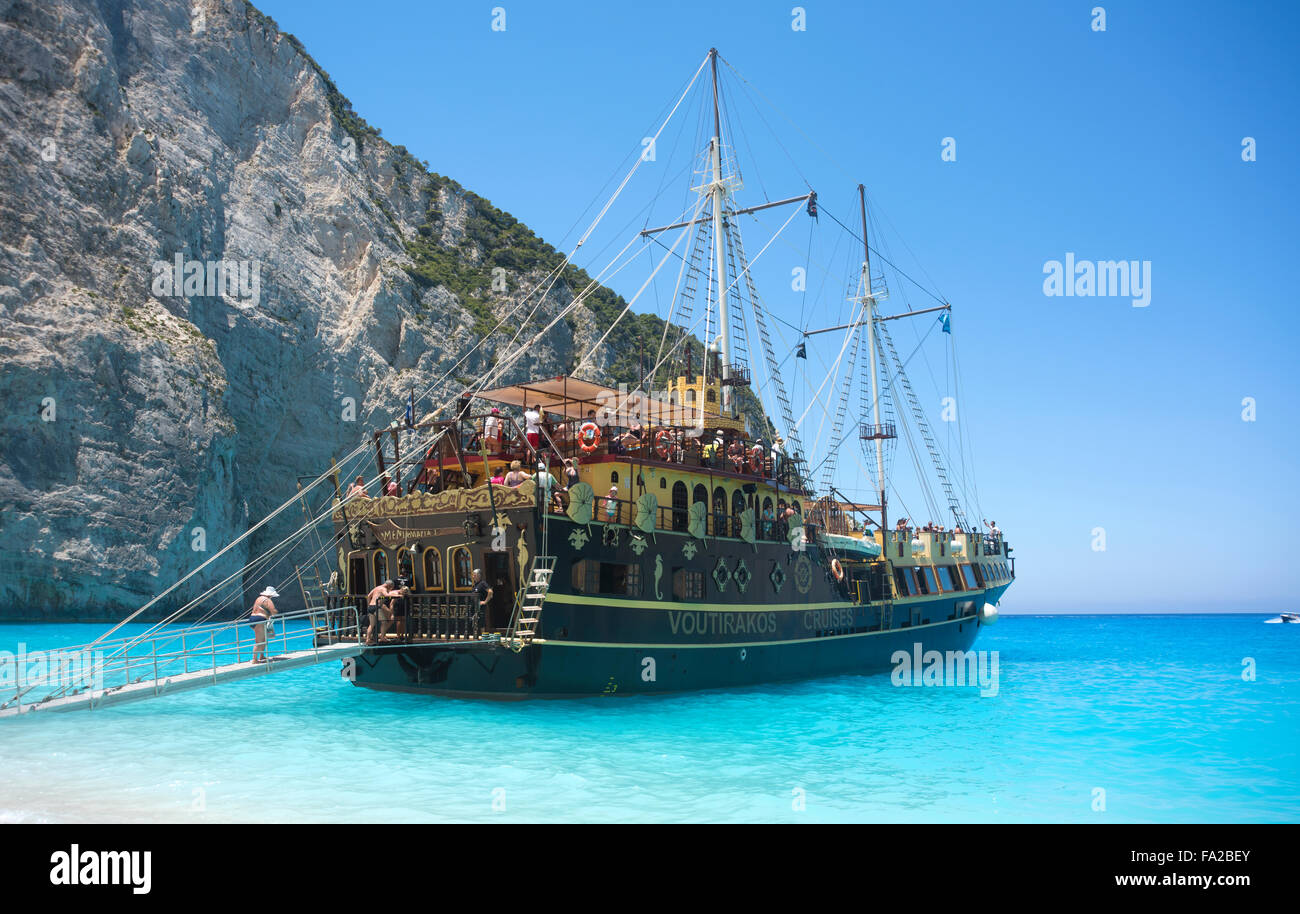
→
(654, 554, 664, 600)
(516, 531, 529, 587)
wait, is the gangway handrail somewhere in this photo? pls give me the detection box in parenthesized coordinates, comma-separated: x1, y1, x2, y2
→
(1, 605, 361, 713)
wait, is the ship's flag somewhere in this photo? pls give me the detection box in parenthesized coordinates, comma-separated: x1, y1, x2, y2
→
(405, 389, 414, 428)
(940, 312, 951, 334)
(795, 342, 807, 359)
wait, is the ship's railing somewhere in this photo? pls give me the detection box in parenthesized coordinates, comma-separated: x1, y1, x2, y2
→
(579, 493, 801, 542)
(436, 412, 803, 487)
(883, 529, 1004, 560)
(324, 593, 481, 642)
(0, 605, 361, 714)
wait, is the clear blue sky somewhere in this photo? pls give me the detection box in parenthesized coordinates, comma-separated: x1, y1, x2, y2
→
(252, 0, 1300, 612)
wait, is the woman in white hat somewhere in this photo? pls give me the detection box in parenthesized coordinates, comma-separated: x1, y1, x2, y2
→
(249, 586, 279, 663)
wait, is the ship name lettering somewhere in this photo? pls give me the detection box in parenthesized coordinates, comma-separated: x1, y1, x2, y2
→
(803, 608, 855, 630)
(668, 611, 777, 636)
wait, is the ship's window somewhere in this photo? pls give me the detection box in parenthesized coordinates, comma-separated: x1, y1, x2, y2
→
(685, 388, 697, 407)
(969, 563, 985, 587)
(673, 568, 705, 601)
(922, 566, 939, 595)
(693, 484, 708, 508)
(705, 388, 716, 403)
(451, 546, 473, 591)
(422, 547, 443, 592)
(909, 569, 930, 598)
(936, 565, 959, 592)
(712, 487, 727, 536)
(960, 564, 978, 589)
(731, 489, 746, 536)
(373, 551, 389, 586)
(659, 477, 667, 489)
(671, 481, 688, 532)
(893, 568, 913, 596)
(610, 471, 619, 484)
(397, 550, 414, 588)
(599, 562, 641, 597)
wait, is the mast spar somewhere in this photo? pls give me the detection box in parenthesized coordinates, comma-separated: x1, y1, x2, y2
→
(860, 184, 887, 531)
(708, 48, 733, 416)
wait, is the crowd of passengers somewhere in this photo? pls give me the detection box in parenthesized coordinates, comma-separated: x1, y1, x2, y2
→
(462, 405, 794, 479)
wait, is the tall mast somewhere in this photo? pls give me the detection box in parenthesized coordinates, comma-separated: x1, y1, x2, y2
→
(709, 48, 733, 415)
(860, 184, 886, 527)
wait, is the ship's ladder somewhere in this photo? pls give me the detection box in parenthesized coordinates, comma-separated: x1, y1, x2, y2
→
(509, 555, 557, 646)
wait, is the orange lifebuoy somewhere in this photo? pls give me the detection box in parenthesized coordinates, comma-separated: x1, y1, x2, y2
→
(579, 422, 601, 454)
(654, 429, 677, 459)
(830, 558, 845, 582)
(748, 445, 764, 474)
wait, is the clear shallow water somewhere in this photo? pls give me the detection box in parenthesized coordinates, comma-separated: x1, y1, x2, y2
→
(1, 615, 1296, 823)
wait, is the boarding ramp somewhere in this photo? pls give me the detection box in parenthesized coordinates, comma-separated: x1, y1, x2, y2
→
(0, 606, 362, 717)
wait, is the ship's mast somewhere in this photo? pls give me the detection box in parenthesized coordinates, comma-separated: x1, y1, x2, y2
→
(860, 184, 887, 531)
(709, 48, 733, 415)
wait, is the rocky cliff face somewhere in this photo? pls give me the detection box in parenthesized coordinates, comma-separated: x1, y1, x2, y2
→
(0, 0, 696, 620)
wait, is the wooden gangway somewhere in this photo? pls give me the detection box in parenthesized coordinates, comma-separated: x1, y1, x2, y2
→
(0, 606, 363, 717)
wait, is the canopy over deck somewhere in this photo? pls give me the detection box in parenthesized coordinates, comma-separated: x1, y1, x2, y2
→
(473, 375, 726, 424)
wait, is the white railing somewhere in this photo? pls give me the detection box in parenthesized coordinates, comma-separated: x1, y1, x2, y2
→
(0, 605, 360, 715)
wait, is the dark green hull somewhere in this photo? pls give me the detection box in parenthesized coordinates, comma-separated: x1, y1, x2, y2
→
(348, 594, 995, 699)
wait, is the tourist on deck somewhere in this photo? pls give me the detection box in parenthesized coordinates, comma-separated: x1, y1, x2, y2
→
(984, 519, 1001, 537)
(618, 425, 644, 455)
(422, 466, 443, 494)
(470, 569, 492, 626)
(701, 435, 719, 468)
(504, 459, 530, 487)
(382, 474, 399, 497)
(550, 489, 567, 514)
(248, 586, 279, 663)
(562, 459, 580, 490)
(604, 485, 619, 523)
(524, 403, 542, 452)
(727, 439, 745, 472)
(484, 407, 504, 455)
(762, 503, 776, 539)
(390, 582, 411, 643)
(365, 579, 399, 646)
(489, 469, 505, 486)
(345, 475, 369, 500)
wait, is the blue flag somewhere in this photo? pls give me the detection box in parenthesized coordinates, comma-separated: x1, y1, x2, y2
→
(940, 312, 951, 334)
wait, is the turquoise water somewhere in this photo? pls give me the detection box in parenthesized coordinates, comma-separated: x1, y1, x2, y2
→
(1, 615, 1296, 823)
